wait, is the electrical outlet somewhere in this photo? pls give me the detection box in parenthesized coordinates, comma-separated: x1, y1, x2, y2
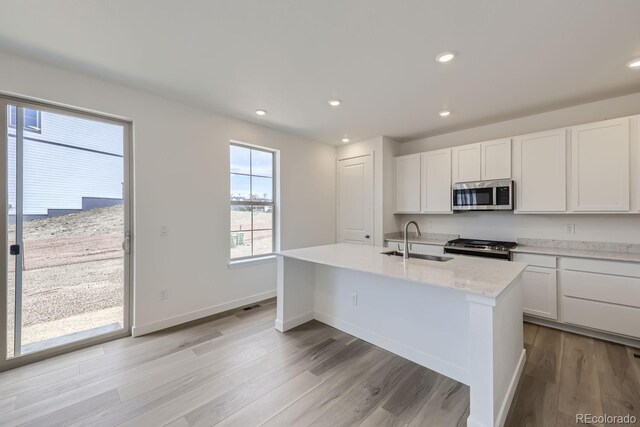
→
(566, 224, 576, 234)
(160, 289, 168, 301)
(160, 226, 169, 237)
(351, 293, 358, 307)
(426, 220, 432, 230)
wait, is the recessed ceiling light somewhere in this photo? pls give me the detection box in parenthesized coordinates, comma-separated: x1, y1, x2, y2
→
(255, 109, 267, 116)
(435, 52, 456, 63)
(328, 99, 341, 107)
(439, 110, 451, 117)
(341, 137, 350, 143)
(628, 58, 640, 69)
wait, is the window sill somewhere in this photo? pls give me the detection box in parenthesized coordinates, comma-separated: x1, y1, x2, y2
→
(228, 255, 277, 269)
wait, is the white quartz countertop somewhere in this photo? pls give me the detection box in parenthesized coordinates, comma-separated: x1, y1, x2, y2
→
(277, 243, 527, 298)
(513, 245, 640, 263)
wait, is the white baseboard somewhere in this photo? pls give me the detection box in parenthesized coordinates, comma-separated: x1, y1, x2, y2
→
(275, 311, 314, 332)
(132, 290, 276, 337)
(314, 310, 469, 385)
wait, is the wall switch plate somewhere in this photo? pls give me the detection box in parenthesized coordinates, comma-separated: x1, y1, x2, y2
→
(160, 226, 169, 237)
(351, 293, 358, 306)
(566, 224, 576, 234)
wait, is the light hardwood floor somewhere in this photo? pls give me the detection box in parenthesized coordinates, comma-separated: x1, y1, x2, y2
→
(0, 300, 638, 426)
(505, 322, 640, 427)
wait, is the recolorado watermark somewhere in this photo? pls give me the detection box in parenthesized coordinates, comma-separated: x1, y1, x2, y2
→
(576, 414, 637, 424)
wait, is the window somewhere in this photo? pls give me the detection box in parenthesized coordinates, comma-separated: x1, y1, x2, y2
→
(8, 106, 41, 132)
(230, 143, 275, 259)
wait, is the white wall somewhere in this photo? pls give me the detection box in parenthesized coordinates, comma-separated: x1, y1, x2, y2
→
(397, 92, 640, 244)
(0, 51, 337, 335)
(400, 92, 640, 154)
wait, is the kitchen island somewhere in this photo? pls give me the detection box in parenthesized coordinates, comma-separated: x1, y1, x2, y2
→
(276, 243, 527, 427)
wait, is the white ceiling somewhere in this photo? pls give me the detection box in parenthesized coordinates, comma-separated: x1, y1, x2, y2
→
(0, 0, 639, 144)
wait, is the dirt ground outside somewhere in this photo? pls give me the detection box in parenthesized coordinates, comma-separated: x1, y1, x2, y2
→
(5, 204, 270, 356)
(230, 207, 273, 258)
(7, 205, 124, 356)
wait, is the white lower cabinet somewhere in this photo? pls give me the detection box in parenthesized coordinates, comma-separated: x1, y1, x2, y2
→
(521, 266, 558, 320)
(513, 253, 558, 320)
(514, 252, 640, 340)
(560, 269, 640, 338)
(562, 297, 640, 339)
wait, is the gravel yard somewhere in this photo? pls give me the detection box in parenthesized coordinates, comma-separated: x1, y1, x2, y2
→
(230, 208, 273, 258)
(7, 205, 124, 355)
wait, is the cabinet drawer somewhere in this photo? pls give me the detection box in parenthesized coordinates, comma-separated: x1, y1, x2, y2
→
(562, 296, 640, 338)
(560, 270, 640, 308)
(512, 253, 557, 268)
(560, 257, 640, 278)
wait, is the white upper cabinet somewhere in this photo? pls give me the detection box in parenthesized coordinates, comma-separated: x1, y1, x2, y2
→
(392, 115, 637, 216)
(570, 118, 630, 212)
(513, 129, 567, 213)
(481, 138, 512, 180)
(452, 143, 481, 183)
(452, 139, 511, 183)
(632, 116, 640, 212)
(421, 148, 452, 213)
(395, 154, 421, 213)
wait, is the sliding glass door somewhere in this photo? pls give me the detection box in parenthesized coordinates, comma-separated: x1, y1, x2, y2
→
(1, 97, 131, 365)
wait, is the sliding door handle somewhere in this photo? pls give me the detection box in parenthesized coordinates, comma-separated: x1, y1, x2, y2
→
(10, 244, 20, 256)
(122, 232, 131, 254)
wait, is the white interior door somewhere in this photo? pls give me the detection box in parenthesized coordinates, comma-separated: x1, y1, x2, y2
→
(337, 155, 373, 245)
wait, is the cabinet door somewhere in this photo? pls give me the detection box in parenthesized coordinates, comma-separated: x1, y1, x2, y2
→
(452, 143, 481, 183)
(522, 266, 557, 320)
(395, 154, 421, 213)
(632, 116, 640, 211)
(513, 130, 566, 212)
(570, 118, 630, 212)
(421, 149, 452, 213)
(481, 138, 512, 180)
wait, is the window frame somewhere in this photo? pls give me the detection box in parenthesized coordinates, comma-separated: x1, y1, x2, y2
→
(230, 142, 276, 261)
(8, 106, 42, 133)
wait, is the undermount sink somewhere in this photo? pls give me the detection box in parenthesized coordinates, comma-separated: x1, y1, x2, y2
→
(381, 250, 453, 262)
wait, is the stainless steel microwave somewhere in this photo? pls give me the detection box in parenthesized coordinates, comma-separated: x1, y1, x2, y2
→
(452, 180, 514, 211)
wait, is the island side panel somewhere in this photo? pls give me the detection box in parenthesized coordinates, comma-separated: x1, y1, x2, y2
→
(312, 264, 471, 384)
(275, 255, 316, 331)
(467, 275, 525, 427)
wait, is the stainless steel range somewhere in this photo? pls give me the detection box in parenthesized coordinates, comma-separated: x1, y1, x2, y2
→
(444, 238, 517, 260)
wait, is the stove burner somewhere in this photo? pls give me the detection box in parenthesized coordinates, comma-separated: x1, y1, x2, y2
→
(444, 238, 517, 260)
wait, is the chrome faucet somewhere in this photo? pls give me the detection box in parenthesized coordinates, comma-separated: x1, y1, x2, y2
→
(403, 221, 422, 260)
